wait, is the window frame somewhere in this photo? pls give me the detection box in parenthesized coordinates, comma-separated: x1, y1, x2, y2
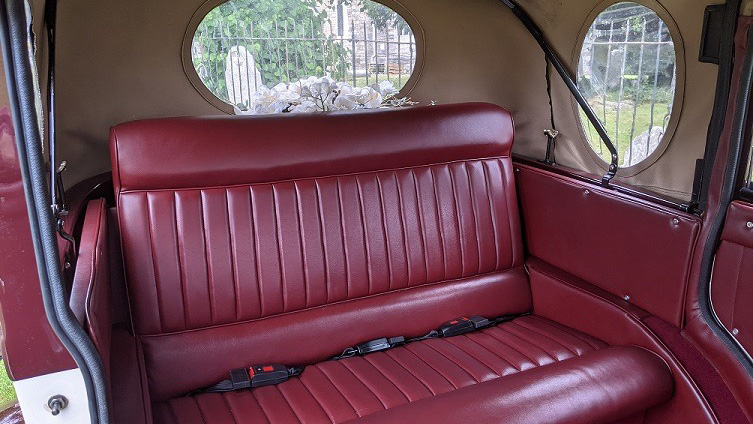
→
(569, 0, 686, 178)
(181, 0, 426, 114)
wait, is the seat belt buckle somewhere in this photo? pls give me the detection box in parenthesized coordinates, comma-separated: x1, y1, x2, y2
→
(356, 336, 405, 355)
(439, 316, 490, 337)
(230, 364, 292, 390)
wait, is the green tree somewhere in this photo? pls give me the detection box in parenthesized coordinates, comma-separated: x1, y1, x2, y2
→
(192, 0, 349, 106)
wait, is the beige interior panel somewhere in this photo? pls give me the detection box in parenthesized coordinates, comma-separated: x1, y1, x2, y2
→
(53, 0, 723, 201)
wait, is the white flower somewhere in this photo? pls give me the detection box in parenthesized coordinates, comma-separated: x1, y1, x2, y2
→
(333, 93, 359, 110)
(234, 76, 413, 115)
(289, 100, 318, 113)
(372, 80, 397, 99)
(355, 86, 383, 109)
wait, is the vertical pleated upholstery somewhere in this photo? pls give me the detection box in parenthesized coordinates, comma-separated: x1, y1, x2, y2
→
(111, 103, 527, 402)
(118, 159, 519, 335)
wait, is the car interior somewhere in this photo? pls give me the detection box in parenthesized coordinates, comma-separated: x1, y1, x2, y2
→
(1, 0, 753, 423)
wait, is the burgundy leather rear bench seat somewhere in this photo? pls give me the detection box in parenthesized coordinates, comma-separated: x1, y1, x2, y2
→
(110, 103, 673, 423)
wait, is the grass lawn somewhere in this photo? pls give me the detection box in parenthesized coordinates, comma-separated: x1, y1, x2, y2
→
(350, 74, 413, 91)
(580, 97, 671, 165)
(0, 361, 16, 409)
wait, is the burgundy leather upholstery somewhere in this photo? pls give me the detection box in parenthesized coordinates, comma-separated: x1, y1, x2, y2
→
(152, 316, 671, 424)
(70, 198, 112, 375)
(711, 201, 753, 353)
(109, 103, 674, 422)
(515, 164, 701, 326)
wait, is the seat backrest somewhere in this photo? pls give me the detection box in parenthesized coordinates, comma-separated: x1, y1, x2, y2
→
(110, 102, 529, 401)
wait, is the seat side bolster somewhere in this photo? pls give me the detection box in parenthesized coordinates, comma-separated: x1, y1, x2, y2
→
(69, 198, 112, 374)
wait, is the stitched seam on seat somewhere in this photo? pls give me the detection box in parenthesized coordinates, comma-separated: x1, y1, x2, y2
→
(172, 192, 189, 330)
(526, 315, 605, 350)
(165, 401, 182, 423)
(361, 356, 415, 403)
(464, 162, 482, 275)
(448, 164, 466, 276)
(375, 352, 437, 396)
(393, 171, 411, 287)
(462, 333, 521, 372)
(420, 341, 480, 384)
(249, 187, 265, 317)
(410, 169, 430, 284)
(145, 193, 165, 333)
(401, 345, 459, 390)
(192, 396, 211, 423)
(314, 181, 331, 305)
(293, 182, 310, 309)
(274, 385, 304, 424)
(482, 161, 500, 271)
(251, 390, 274, 423)
(335, 178, 351, 300)
(118, 156, 512, 194)
(224, 189, 240, 322)
(482, 327, 541, 366)
(298, 376, 336, 424)
(444, 337, 501, 377)
(219, 393, 240, 424)
(507, 321, 578, 357)
(513, 318, 598, 355)
(272, 186, 287, 312)
(491, 325, 558, 363)
(429, 167, 448, 280)
(198, 191, 215, 326)
(356, 178, 373, 296)
(375, 175, 395, 291)
(314, 365, 361, 417)
(338, 360, 390, 411)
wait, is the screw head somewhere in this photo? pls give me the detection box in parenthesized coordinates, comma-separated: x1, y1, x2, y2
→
(747, 222, 753, 229)
(584, 189, 590, 195)
(672, 218, 680, 226)
(623, 295, 631, 302)
(732, 328, 740, 336)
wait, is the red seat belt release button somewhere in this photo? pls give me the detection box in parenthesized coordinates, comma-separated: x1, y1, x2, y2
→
(439, 316, 490, 337)
(229, 364, 291, 390)
(248, 364, 291, 388)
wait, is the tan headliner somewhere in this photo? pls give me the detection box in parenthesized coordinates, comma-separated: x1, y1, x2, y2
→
(50, 0, 723, 200)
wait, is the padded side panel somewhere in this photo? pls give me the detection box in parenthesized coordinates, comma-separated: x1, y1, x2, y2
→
(711, 200, 753, 354)
(516, 164, 701, 326)
(119, 159, 522, 335)
(142, 269, 531, 401)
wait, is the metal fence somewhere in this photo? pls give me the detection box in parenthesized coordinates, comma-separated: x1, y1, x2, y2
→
(579, 5, 676, 166)
(191, 12, 417, 108)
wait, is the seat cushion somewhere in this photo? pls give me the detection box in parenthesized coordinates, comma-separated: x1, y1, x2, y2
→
(152, 316, 672, 424)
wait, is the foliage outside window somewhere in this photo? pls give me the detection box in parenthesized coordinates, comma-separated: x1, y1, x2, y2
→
(190, 0, 417, 113)
(577, 2, 677, 167)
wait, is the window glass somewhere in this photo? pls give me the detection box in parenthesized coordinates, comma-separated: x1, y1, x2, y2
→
(191, 0, 417, 111)
(577, 2, 677, 167)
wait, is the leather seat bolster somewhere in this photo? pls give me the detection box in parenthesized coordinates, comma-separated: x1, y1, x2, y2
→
(110, 102, 514, 192)
(69, 198, 112, 374)
(143, 269, 531, 401)
(346, 346, 674, 424)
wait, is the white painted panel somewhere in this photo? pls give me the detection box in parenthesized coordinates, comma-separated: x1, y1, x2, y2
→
(13, 368, 92, 423)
